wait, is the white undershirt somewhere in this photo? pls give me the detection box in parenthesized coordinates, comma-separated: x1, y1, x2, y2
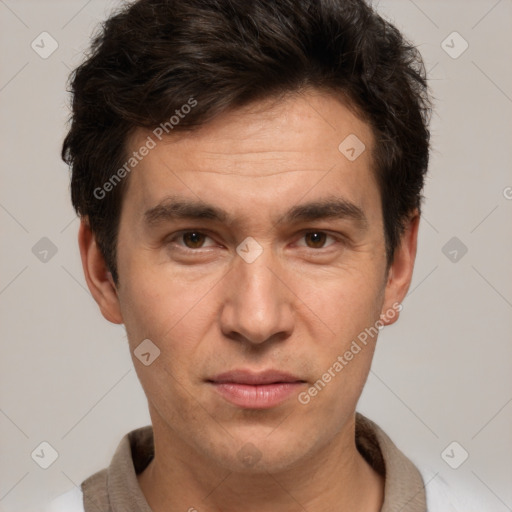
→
(42, 468, 490, 512)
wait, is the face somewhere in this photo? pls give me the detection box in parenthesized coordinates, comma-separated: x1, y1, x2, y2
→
(82, 90, 417, 474)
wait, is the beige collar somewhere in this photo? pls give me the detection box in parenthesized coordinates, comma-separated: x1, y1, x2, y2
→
(82, 413, 426, 511)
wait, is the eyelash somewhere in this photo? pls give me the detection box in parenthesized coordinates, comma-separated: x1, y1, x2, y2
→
(166, 230, 345, 253)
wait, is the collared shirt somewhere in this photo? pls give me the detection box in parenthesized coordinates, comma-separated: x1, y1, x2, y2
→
(46, 413, 445, 511)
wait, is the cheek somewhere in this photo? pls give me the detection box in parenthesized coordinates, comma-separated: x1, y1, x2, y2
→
(119, 274, 205, 414)
(117, 264, 224, 398)
(297, 266, 385, 406)
(118, 255, 211, 341)
(296, 276, 382, 426)
(309, 267, 385, 341)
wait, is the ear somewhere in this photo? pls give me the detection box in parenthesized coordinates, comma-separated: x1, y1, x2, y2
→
(379, 211, 420, 326)
(78, 218, 123, 324)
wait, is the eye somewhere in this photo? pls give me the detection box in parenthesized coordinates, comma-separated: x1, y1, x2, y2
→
(169, 231, 217, 250)
(296, 231, 338, 249)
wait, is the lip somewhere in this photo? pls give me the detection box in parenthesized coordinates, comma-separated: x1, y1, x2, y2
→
(207, 369, 306, 409)
(209, 369, 305, 385)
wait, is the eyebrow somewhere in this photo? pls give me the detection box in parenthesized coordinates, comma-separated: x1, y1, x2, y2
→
(143, 195, 367, 229)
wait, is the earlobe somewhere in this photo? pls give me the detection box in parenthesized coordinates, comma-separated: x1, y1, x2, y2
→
(380, 212, 420, 327)
(78, 219, 123, 325)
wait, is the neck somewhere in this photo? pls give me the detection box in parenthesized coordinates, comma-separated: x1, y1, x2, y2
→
(137, 414, 384, 512)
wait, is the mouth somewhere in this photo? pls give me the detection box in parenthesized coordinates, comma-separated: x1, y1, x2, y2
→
(207, 370, 307, 409)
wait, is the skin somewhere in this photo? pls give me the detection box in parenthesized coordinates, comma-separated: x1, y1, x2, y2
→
(79, 89, 419, 512)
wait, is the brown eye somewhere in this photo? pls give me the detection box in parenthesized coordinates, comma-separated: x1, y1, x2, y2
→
(182, 232, 207, 248)
(304, 232, 329, 249)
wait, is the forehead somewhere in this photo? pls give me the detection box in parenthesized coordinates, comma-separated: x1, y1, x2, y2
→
(121, 90, 379, 227)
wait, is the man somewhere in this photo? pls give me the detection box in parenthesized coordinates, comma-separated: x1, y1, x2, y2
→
(47, 0, 443, 510)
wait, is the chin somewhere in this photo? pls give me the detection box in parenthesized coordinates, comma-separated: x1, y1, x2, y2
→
(202, 429, 319, 475)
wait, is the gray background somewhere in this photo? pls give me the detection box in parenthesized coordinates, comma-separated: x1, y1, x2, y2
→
(1, 0, 511, 510)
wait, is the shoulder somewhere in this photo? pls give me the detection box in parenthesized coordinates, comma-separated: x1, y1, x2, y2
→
(43, 486, 84, 512)
(422, 469, 496, 511)
(425, 474, 464, 511)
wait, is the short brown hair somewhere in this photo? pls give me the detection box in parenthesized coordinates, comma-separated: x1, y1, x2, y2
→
(63, 0, 431, 284)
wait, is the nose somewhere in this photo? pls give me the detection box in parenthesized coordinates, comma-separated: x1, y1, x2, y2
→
(219, 246, 295, 346)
